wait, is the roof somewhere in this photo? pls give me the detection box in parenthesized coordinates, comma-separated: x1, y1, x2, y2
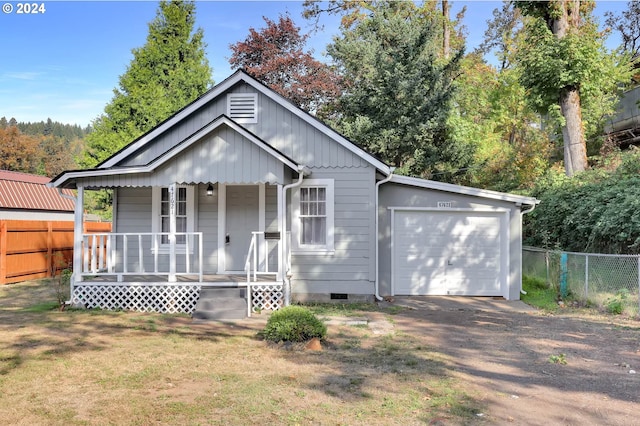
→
(0, 170, 75, 212)
(389, 174, 539, 206)
(97, 69, 391, 174)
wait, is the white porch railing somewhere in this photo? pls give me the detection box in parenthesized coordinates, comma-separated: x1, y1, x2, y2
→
(245, 231, 282, 316)
(81, 232, 203, 282)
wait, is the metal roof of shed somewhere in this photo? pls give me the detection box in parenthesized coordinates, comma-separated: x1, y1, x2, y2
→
(0, 170, 75, 212)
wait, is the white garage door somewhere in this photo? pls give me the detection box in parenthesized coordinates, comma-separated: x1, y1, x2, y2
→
(392, 210, 505, 296)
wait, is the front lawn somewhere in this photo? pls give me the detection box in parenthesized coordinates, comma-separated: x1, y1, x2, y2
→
(0, 280, 480, 425)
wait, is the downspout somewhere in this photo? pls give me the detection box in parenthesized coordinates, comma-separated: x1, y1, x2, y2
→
(281, 166, 306, 306)
(57, 187, 76, 202)
(374, 168, 395, 301)
(519, 202, 538, 295)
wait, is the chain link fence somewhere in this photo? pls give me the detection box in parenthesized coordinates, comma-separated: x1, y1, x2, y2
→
(523, 247, 640, 317)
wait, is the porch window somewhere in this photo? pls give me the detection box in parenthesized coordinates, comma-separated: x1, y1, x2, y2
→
(292, 179, 334, 254)
(151, 185, 195, 253)
(161, 187, 187, 244)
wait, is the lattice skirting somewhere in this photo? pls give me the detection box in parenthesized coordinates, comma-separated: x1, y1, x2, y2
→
(72, 284, 201, 314)
(251, 284, 283, 312)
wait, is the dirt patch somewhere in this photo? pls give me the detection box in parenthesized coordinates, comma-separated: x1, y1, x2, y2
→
(385, 298, 640, 425)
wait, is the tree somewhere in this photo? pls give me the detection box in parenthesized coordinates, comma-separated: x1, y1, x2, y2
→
(38, 135, 80, 177)
(82, 0, 212, 168)
(229, 14, 342, 118)
(515, 1, 629, 176)
(476, 2, 523, 71)
(327, 1, 471, 179)
(605, 1, 640, 61)
(0, 126, 40, 173)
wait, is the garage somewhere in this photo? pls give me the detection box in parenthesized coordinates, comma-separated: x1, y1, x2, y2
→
(378, 174, 538, 301)
(391, 209, 508, 296)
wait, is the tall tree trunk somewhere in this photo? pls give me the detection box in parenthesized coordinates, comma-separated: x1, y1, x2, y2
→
(559, 88, 587, 176)
(552, 0, 588, 176)
(442, 0, 450, 58)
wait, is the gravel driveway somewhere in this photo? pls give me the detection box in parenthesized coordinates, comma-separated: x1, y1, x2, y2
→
(384, 297, 639, 425)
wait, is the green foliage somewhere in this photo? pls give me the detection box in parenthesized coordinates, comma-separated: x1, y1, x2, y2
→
(82, 0, 212, 169)
(524, 149, 640, 254)
(453, 58, 553, 191)
(605, 289, 630, 315)
(515, 1, 632, 169)
(327, 1, 472, 179)
(548, 353, 567, 365)
(262, 306, 327, 343)
(521, 275, 559, 311)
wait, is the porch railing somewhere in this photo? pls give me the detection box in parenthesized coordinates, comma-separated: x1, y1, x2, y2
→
(81, 232, 203, 282)
(245, 231, 282, 316)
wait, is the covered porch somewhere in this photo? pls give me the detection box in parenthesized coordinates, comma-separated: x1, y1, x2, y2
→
(49, 115, 310, 317)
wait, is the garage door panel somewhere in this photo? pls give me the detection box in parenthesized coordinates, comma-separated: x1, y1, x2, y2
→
(393, 211, 503, 296)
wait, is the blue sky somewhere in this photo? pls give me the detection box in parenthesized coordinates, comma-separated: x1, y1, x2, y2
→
(0, 1, 628, 127)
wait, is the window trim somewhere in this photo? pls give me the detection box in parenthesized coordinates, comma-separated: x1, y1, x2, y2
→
(291, 179, 335, 255)
(151, 185, 195, 254)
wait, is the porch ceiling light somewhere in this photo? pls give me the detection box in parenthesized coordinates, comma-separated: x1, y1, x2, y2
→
(206, 184, 215, 196)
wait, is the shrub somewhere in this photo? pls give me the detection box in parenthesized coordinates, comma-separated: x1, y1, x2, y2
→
(605, 289, 629, 315)
(262, 306, 327, 343)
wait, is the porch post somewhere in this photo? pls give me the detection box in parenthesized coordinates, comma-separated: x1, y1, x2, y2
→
(276, 184, 283, 281)
(72, 185, 84, 296)
(168, 183, 177, 282)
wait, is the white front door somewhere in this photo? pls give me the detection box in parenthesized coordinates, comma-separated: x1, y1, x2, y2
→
(225, 185, 259, 271)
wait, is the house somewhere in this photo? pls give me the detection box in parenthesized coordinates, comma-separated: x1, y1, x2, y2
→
(0, 170, 75, 220)
(49, 70, 539, 319)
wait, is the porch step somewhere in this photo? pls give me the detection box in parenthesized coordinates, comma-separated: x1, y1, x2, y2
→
(192, 287, 247, 321)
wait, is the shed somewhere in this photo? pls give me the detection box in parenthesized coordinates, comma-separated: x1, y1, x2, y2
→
(0, 170, 75, 220)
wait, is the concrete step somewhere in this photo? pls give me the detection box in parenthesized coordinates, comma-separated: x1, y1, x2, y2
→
(193, 287, 247, 320)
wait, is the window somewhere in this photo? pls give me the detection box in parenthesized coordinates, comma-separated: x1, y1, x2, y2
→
(152, 185, 195, 252)
(292, 179, 334, 254)
(227, 93, 258, 123)
(160, 187, 187, 244)
(300, 187, 327, 245)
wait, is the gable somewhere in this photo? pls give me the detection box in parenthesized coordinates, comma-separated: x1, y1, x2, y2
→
(54, 116, 302, 189)
(99, 70, 390, 174)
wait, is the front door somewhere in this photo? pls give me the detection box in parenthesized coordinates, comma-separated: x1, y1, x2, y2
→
(226, 185, 259, 271)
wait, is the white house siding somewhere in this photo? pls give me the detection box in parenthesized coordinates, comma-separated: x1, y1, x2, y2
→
(289, 166, 377, 300)
(378, 183, 524, 300)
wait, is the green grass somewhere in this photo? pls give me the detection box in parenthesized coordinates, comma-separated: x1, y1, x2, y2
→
(521, 275, 559, 312)
(304, 302, 381, 316)
(24, 301, 61, 313)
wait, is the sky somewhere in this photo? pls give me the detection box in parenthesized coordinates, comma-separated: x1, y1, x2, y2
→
(0, 0, 629, 127)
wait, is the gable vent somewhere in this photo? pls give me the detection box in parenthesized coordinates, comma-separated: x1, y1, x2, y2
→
(227, 93, 258, 123)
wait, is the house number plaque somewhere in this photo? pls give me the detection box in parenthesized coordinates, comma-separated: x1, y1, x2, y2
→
(169, 184, 176, 216)
(437, 201, 453, 208)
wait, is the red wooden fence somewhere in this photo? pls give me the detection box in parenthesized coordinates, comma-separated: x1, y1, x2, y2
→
(0, 220, 111, 285)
